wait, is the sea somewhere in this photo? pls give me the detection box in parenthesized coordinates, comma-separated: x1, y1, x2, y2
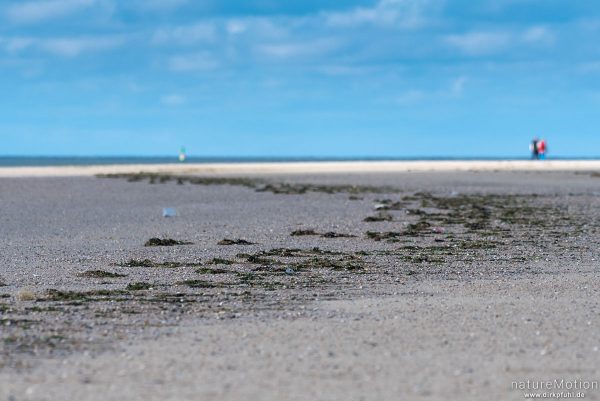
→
(0, 156, 597, 167)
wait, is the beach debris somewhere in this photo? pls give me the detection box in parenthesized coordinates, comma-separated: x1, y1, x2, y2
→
(119, 259, 154, 267)
(246, 255, 275, 266)
(0, 276, 6, 287)
(321, 232, 356, 238)
(285, 267, 296, 275)
(290, 229, 319, 236)
(43, 288, 128, 302)
(402, 254, 445, 264)
(366, 231, 403, 242)
(260, 247, 340, 257)
(239, 247, 346, 270)
(363, 211, 393, 222)
(241, 254, 277, 265)
(16, 289, 36, 301)
(126, 282, 153, 291)
(237, 272, 258, 285)
(374, 199, 409, 210)
(431, 227, 445, 234)
(260, 248, 303, 257)
(76, 270, 127, 278)
(162, 208, 177, 217)
(195, 267, 230, 274)
(293, 257, 365, 272)
(144, 238, 193, 247)
(177, 279, 220, 288)
(404, 221, 432, 236)
(208, 258, 235, 265)
(117, 259, 200, 268)
(99, 173, 398, 195)
(218, 238, 254, 245)
(255, 182, 395, 195)
(45, 289, 90, 302)
(290, 229, 355, 238)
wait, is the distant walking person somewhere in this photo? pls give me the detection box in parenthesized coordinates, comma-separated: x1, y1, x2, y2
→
(537, 138, 547, 160)
(530, 137, 539, 160)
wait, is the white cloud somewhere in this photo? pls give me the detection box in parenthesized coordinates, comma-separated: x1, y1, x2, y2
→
(0, 35, 124, 56)
(226, 20, 247, 35)
(450, 76, 467, 96)
(43, 36, 123, 56)
(445, 27, 554, 56)
(161, 94, 186, 106)
(153, 22, 216, 45)
(0, 37, 35, 52)
(258, 38, 339, 59)
(325, 0, 430, 29)
(395, 89, 426, 104)
(523, 26, 554, 45)
(6, 0, 96, 23)
(168, 53, 218, 72)
(223, 17, 287, 39)
(317, 65, 373, 76)
(135, 0, 188, 11)
(444, 32, 511, 55)
(393, 77, 468, 105)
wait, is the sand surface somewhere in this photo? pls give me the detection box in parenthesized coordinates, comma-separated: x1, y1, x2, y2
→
(1, 159, 600, 177)
(1, 169, 599, 400)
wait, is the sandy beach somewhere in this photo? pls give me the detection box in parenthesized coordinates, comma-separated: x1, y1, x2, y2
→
(1, 159, 600, 177)
(1, 163, 599, 400)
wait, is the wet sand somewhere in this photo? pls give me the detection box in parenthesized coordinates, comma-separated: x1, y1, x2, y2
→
(1, 166, 599, 400)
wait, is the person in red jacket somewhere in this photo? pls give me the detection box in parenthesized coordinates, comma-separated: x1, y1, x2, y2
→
(537, 139, 547, 160)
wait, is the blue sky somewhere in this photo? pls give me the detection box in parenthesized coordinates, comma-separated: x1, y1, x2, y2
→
(1, 0, 600, 157)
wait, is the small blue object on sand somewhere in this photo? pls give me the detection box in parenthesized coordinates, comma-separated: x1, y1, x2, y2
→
(163, 208, 177, 217)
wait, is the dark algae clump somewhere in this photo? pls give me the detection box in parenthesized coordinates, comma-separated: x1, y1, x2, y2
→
(291, 229, 355, 238)
(364, 211, 394, 222)
(144, 238, 193, 247)
(44, 288, 127, 302)
(290, 229, 319, 236)
(126, 282, 153, 291)
(76, 270, 127, 278)
(117, 259, 202, 268)
(321, 232, 356, 238)
(366, 231, 404, 242)
(119, 259, 155, 267)
(195, 267, 231, 274)
(208, 258, 235, 265)
(218, 238, 254, 245)
(98, 173, 399, 195)
(176, 280, 221, 289)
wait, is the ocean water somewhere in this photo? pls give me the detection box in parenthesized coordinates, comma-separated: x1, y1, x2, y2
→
(0, 156, 597, 167)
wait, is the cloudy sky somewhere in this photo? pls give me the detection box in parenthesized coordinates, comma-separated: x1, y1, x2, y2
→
(1, 0, 599, 157)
